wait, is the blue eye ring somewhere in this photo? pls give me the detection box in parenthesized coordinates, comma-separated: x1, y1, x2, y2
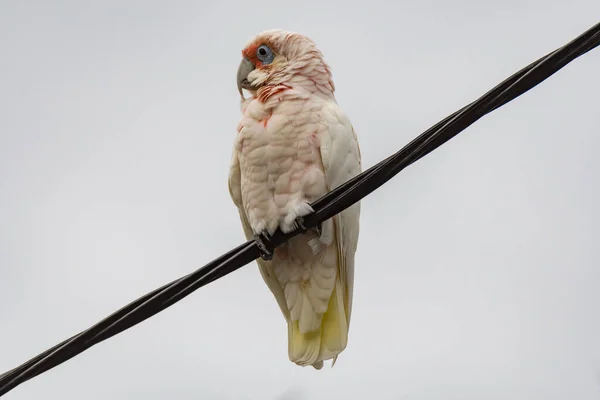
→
(256, 44, 274, 64)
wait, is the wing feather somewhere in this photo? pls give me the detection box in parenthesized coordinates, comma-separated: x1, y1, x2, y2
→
(318, 102, 362, 326)
(228, 149, 291, 320)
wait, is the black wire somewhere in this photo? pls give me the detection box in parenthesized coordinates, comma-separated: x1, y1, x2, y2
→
(1, 21, 599, 397)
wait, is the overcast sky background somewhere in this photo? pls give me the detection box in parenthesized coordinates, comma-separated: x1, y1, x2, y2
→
(1, 1, 599, 399)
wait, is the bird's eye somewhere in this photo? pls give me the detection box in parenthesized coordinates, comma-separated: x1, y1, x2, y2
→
(256, 44, 274, 64)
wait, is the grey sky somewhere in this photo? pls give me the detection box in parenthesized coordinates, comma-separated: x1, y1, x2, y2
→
(1, 1, 599, 399)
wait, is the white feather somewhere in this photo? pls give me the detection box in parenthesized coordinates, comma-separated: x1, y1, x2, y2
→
(228, 29, 361, 369)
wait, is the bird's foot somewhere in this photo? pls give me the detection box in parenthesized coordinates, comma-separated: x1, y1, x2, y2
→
(295, 217, 308, 233)
(281, 202, 314, 234)
(285, 216, 319, 235)
(254, 231, 274, 261)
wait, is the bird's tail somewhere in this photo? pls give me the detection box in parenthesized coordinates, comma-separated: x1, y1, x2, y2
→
(287, 277, 348, 369)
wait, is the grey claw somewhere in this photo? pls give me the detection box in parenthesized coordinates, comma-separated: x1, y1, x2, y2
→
(296, 217, 308, 232)
(295, 218, 320, 236)
(254, 232, 273, 260)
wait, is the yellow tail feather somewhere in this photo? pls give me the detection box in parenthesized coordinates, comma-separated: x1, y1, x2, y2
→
(288, 278, 348, 369)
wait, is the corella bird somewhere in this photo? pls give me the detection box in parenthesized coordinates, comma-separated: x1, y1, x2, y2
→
(228, 29, 361, 369)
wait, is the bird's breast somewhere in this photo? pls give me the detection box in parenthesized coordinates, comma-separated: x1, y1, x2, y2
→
(236, 98, 328, 231)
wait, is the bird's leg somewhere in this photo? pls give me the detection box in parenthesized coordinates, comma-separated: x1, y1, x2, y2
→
(254, 231, 274, 261)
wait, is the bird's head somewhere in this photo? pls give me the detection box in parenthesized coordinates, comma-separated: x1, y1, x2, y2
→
(236, 29, 335, 101)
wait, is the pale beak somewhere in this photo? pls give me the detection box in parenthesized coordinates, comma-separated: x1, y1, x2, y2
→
(237, 58, 256, 98)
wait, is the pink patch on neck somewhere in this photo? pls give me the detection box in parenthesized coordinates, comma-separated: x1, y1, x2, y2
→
(257, 84, 292, 103)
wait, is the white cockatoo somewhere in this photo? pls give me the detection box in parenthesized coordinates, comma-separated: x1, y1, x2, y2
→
(228, 29, 361, 369)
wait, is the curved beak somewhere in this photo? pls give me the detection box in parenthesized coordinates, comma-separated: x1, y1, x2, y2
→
(237, 58, 256, 98)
